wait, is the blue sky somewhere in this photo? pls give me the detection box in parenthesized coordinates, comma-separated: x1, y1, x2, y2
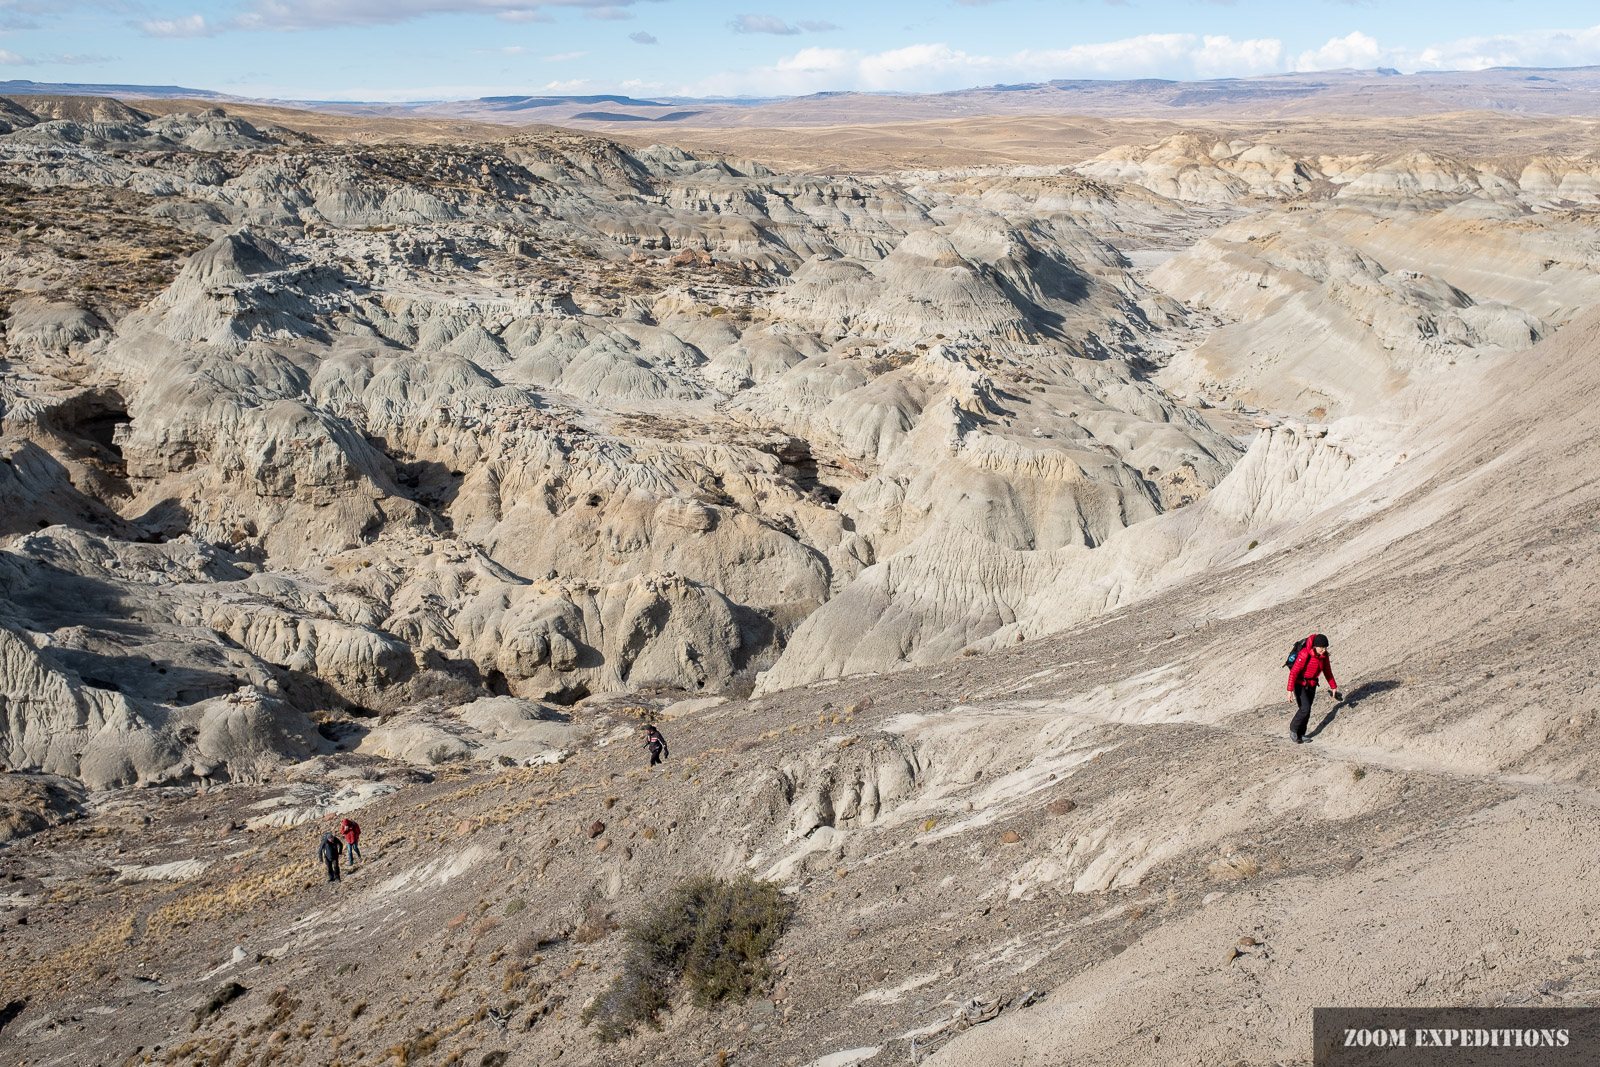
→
(7, 1, 1600, 102)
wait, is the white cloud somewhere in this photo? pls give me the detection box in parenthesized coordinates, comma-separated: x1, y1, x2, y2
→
(683, 32, 1287, 96)
(1289, 25, 1600, 74)
(730, 13, 836, 35)
(0, 0, 131, 31)
(1194, 34, 1282, 77)
(1412, 25, 1600, 71)
(1018, 34, 1199, 76)
(733, 14, 799, 35)
(233, 0, 641, 31)
(629, 31, 656, 44)
(673, 19, 1600, 100)
(139, 13, 214, 37)
(1293, 30, 1385, 72)
(0, 48, 108, 64)
(544, 50, 588, 59)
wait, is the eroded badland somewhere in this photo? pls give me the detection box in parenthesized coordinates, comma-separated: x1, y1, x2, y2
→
(2, 95, 1600, 1067)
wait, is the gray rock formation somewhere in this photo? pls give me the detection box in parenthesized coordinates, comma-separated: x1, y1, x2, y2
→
(2, 105, 1596, 788)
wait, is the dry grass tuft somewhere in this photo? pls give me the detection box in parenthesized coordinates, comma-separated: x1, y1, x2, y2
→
(1207, 856, 1260, 881)
(574, 905, 618, 943)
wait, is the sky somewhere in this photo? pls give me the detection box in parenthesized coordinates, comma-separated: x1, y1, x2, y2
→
(7, 0, 1600, 102)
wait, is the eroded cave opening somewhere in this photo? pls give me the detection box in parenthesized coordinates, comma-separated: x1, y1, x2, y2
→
(77, 408, 130, 458)
(51, 389, 130, 462)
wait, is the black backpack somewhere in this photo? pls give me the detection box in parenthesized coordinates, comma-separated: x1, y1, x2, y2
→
(1284, 633, 1327, 669)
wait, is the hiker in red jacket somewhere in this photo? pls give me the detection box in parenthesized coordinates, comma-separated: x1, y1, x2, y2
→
(1288, 633, 1341, 744)
(339, 817, 361, 866)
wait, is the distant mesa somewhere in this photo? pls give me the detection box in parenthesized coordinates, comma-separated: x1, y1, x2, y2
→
(571, 110, 705, 123)
(7, 67, 1600, 128)
(477, 94, 675, 110)
(0, 78, 223, 100)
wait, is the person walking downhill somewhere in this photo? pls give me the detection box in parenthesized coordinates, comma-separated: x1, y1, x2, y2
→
(1287, 632, 1341, 744)
(340, 817, 361, 866)
(317, 832, 342, 883)
(644, 724, 669, 768)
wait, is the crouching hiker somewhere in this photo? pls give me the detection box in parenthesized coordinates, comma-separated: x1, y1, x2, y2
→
(644, 724, 669, 767)
(340, 817, 361, 866)
(317, 832, 342, 883)
(1286, 632, 1341, 744)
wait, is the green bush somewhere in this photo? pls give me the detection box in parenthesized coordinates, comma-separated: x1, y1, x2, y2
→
(582, 874, 791, 1042)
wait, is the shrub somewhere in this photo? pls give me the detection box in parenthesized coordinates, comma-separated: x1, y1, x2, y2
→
(574, 905, 618, 944)
(427, 744, 462, 766)
(581, 875, 790, 1042)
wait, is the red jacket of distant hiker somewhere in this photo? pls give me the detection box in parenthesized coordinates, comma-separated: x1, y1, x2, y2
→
(1288, 644, 1337, 692)
(340, 819, 360, 844)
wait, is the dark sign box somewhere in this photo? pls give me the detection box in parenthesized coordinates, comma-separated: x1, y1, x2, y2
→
(1314, 1008, 1600, 1066)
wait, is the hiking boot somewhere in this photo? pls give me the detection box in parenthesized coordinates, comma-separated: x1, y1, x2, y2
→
(1291, 732, 1304, 744)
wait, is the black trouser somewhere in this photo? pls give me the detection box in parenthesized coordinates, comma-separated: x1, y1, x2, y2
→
(649, 748, 663, 766)
(324, 857, 341, 882)
(1291, 684, 1317, 739)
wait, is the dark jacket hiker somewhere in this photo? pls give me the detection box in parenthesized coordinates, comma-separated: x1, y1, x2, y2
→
(645, 725, 669, 767)
(317, 833, 342, 883)
(1287, 633, 1340, 744)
